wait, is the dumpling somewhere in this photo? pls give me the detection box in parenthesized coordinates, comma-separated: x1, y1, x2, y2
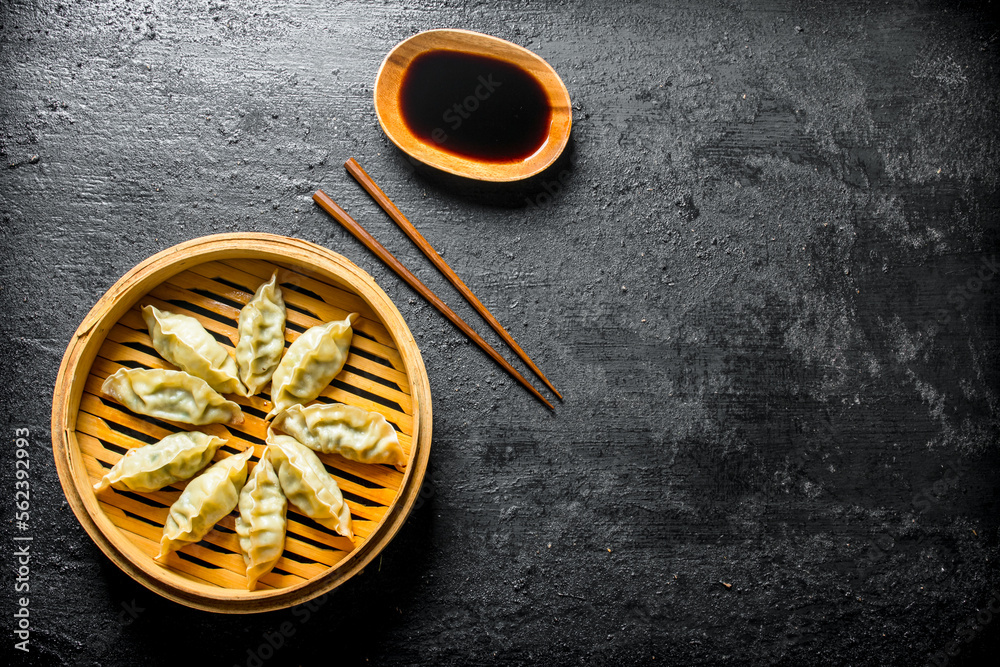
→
(272, 403, 406, 468)
(155, 448, 253, 561)
(266, 312, 359, 419)
(142, 304, 246, 396)
(93, 431, 227, 493)
(235, 272, 286, 396)
(102, 367, 244, 425)
(266, 431, 353, 538)
(236, 450, 287, 590)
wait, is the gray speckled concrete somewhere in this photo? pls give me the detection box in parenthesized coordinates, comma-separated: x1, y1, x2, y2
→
(1, 1, 998, 665)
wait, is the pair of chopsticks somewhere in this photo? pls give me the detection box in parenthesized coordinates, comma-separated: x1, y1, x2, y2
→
(312, 158, 561, 410)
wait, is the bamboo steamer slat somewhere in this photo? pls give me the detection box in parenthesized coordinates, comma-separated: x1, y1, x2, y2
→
(51, 234, 432, 613)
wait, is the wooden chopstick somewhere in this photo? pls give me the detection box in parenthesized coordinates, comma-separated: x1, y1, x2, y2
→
(312, 189, 555, 411)
(344, 158, 563, 401)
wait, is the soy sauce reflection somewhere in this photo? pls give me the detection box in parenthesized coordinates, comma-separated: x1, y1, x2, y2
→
(398, 50, 552, 164)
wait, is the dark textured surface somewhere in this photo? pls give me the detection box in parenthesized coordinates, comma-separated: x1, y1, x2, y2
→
(2, 1, 999, 665)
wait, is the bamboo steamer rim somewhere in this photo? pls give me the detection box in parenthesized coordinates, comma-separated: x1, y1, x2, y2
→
(50, 233, 432, 613)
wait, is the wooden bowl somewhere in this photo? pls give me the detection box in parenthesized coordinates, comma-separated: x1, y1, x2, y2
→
(51, 234, 432, 613)
(374, 29, 572, 182)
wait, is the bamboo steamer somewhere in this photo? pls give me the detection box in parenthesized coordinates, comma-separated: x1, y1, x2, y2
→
(50, 234, 432, 613)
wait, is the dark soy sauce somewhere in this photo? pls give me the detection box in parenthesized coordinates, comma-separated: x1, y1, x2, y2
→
(398, 50, 552, 164)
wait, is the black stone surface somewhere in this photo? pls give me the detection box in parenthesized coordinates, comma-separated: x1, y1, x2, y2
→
(2, 1, 999, 665)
